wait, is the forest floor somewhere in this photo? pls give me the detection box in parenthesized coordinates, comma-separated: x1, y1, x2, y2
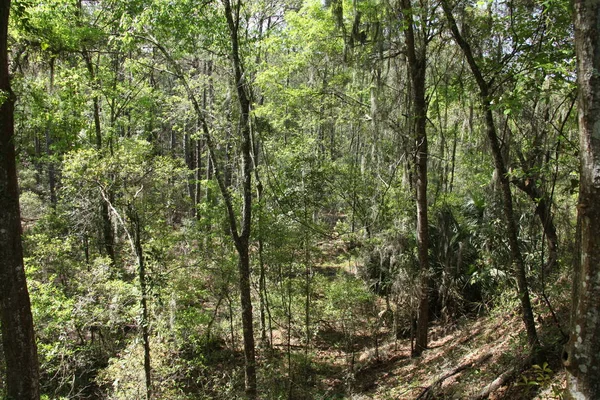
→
(295, 240, 571, 400)
(199, 240, 570, 399)
(317, 312, 568, 400)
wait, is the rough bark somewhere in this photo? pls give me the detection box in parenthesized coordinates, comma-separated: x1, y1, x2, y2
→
(563, 0, 600, 397)
(441, 0, 540, 351)
(401, 0, 430, 357)
(0, 0, 41, 397)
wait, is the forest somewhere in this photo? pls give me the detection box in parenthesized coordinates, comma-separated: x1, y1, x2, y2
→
(1, 0, 600, 398)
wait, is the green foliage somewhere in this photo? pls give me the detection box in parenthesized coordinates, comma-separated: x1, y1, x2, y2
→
(518, 362, 554, 387)
(62, 138, 189, 228)
(5, 0, 579, 397)
(26, 248, 139, 396)
(318, 274, 376, 346)
(11, 0, 102, 53)
(359, 232, 417, 296)
(0, 89, 8, 106)
(517, 362, 564, 398)
(97, 336, 183, 399)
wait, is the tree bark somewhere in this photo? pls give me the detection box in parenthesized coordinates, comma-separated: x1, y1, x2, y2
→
(252, 139, 268, 345)
(563, 0, 600, 396)
(128, 207, 152, 400)
(222, 0, 257, 396)
(146, 12, 257, 396)
(401, 0, 430, 357)
(441, 0, 540, 352)
(0, 0, 41, 397)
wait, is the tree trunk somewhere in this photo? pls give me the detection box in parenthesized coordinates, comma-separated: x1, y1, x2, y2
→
(0, 0, 41, 397)
(563, 0, 600, 396)
(46, 58, 56, 206)
(183, 129, 195, 213)
(83, 49, 116, 264)
(147, 11, 257, 396)
(128, 206, 152, 400)
(222, 0, 257, 396)
(442, 0, 541, 353)
(401, 0, 430, 357)
(253, 141, 268, 345)
(512, 179, 558, 274)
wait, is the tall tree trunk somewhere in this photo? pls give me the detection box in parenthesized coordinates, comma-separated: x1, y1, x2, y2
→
(147, 13, 257, 396)
(197, 135, 205, 217)
(401, 0, 430, 357)
(0, 0, 41, 397)
(442, 0, 541, 352)
(103, 195, 152, 399)
(222, 0, 257, 396)
(183, 129, 196, 214)
(448, 122, 458, 193)
(563, 0, 600, 396)
(253, 140, 268, 345)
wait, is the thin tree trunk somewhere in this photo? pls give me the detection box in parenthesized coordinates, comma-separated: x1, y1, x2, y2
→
(183, 129, 195, 212)
(46, 58, 56, 206)
(258, 232, 267, 345)
(128, 207, 152, 400)
(253, 145, 268, 345)
(449, 122, 458, 193)
(0, 0, 40, 396)
(222, 0, 257, 396)
(204, 293, 224, 341)
(226, 292, 236, 349)
(146, 13, 257, 395)
(83, 52, 102, 150)
(442, 0, 540, 352)
(82, 49, 116, 264)
(512, 179, 558, 273)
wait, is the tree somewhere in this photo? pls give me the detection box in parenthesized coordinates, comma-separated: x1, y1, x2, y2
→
(62, 140, 188, 399)
(441, 0, 541, 353)
(0, 0, 40, 398)
(562, 0, 600, 396)
(400, 0, 431, 357)
(222, 0, 257, 395)
(129, 0, 259, 395)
